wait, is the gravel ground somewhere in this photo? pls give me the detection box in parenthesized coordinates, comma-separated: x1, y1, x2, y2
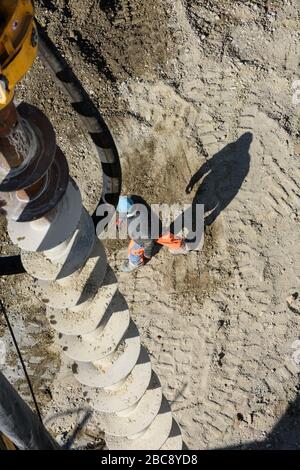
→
(1, 0, 300, 449)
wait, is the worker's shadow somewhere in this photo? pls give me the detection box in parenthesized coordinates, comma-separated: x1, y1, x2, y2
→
(186, 132, 253, 228)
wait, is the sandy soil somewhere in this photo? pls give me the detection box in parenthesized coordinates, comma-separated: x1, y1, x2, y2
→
(1, 0, 300, 449)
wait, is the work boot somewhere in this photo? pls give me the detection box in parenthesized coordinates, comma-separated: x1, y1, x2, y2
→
(120, 260, 143, 273)
(169, 242, 190, 255)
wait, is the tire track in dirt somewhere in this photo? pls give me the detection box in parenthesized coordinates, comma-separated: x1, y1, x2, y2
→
(114, 64, 300, 448)
(195, 107, 300, 448)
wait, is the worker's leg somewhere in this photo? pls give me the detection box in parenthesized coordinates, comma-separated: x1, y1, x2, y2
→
(157, 232, 188, 255)
(128, 241, 146, 265)
(121, 241, 145, 272)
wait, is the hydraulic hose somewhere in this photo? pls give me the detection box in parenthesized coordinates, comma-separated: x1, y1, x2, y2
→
(36, 20, 122, 220)
(0, 256, 26, 275)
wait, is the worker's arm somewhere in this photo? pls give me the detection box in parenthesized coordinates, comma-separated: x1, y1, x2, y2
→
(186, 161, 210, 194)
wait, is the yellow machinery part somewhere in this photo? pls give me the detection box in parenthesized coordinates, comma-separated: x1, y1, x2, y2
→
(0, 0, 37, 109)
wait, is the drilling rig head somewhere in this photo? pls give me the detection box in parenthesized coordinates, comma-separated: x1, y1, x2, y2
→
(0, 0, 37, 110)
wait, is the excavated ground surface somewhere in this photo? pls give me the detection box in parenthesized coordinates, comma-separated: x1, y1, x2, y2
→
(1, 0, 300, 449)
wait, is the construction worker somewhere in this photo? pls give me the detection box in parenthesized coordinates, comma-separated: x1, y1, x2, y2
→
(117, 195, 188, 272)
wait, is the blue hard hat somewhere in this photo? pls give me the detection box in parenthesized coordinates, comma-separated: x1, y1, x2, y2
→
(117, 196, 134, 214)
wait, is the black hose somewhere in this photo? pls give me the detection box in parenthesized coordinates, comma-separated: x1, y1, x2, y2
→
(0, 256, 25, 275)
(0, 21, 122, 277)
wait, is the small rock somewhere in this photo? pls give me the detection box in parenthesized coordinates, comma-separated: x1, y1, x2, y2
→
(287, 292, 300, 314)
